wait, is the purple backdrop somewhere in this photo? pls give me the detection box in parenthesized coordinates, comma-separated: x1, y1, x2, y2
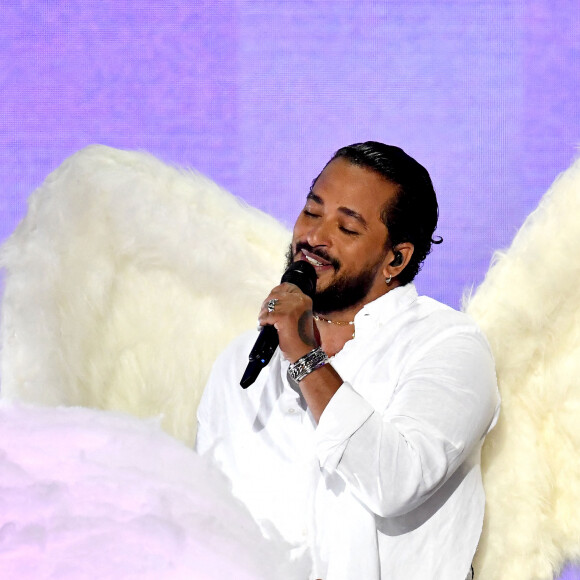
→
(2, 1, 580, 309)
(1, 2, 579, 577)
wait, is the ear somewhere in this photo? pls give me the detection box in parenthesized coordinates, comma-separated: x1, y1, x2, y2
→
(383, 243, 414, 280)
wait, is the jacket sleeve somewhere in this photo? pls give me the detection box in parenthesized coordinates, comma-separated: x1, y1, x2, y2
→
(314, 328, 500, 518)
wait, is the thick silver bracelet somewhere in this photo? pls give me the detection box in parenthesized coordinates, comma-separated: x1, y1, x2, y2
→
(288, 347, 329, 383)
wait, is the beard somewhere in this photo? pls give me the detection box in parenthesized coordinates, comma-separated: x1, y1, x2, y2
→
(285, 243, 385, 315)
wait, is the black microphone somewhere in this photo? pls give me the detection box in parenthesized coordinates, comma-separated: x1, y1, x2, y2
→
(240, 260, 317, 389)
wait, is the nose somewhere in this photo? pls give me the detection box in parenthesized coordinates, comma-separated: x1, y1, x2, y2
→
(306, 217, 331, 249)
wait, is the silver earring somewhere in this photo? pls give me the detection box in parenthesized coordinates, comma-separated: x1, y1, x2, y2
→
(385, 275, 392, 285)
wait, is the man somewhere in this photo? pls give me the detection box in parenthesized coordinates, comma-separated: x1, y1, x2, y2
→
(196, 142, 499, 580)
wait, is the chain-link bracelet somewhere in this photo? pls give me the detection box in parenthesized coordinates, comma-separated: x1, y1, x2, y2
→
(288, 347, 329, 383)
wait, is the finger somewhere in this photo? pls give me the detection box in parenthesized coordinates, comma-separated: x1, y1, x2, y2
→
(279, 281, 306, 295)
(258, 299, 281, 325)
(260, 296, 280, 316)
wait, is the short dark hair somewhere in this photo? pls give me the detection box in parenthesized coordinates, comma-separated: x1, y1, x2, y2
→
(330, 141, 442, 285)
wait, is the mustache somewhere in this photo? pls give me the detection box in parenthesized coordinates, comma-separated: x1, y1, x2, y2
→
(294, 242, 341, 270)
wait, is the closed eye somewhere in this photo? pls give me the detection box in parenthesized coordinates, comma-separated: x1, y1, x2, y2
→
(339, 226, 359, 236)
(303, 209, 320, 218)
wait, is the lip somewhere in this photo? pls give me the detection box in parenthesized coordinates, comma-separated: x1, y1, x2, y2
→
(298, 249, 334, 271)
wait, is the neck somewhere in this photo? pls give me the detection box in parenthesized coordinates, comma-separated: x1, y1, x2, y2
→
(315, 318, 355, 357)
(316, 278, 400, 321)
(314, 302, 362, 357)
(314, 313, 354, 324)
(314, 282, 401, 356)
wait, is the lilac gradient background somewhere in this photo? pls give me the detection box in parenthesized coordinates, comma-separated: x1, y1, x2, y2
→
(1, 2, 579, 577)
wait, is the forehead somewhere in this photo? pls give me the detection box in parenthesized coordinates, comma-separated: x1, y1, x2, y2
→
(311, 157, 399, 220)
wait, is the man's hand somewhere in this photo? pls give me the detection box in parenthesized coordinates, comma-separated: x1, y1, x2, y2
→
(259, 282, 343, 422)
(258, 282, 319, 363)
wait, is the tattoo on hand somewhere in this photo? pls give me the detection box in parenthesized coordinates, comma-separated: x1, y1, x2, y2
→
(297, 310, 316, 347)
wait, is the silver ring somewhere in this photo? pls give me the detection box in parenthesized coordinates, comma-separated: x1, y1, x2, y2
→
(267, 298, 279, 313)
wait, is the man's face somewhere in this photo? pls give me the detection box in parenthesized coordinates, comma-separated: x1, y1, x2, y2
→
(288, 157, 400, 315)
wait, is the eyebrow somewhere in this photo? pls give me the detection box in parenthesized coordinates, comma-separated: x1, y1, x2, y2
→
(307, 190, 369, 229)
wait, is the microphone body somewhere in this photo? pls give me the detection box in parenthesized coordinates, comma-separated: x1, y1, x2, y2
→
(240, 260, 317, 389)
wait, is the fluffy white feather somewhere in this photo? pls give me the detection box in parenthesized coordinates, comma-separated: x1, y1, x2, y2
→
(0, 145, 290, 445)
(466, 157, 580, 579)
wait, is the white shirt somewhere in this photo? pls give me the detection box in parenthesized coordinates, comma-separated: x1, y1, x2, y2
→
(196, 284, 500, 580)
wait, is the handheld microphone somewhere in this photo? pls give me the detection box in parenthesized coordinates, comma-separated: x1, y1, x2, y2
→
(240, 260, 317, 389)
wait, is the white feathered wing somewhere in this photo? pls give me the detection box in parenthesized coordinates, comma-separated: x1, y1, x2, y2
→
(466, 158, 580, 579)
(0, 145, 290, 445)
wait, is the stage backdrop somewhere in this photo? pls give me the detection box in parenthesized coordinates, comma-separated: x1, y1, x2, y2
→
(2, 1, 580, 310)
(0, 2, 579, 579)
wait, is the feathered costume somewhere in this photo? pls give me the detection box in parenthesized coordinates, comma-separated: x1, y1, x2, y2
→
(1, 145, 578, 579)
